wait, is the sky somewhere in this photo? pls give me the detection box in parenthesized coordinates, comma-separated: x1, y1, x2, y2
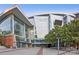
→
(0, 4, 79, 16)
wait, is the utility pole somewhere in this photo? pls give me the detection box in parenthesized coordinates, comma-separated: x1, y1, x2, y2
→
(56, 33, 60, 55)
(57, 37, 60, 55)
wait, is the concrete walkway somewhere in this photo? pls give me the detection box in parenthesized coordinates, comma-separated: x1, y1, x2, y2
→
(0, 47, 40, 55)
(0, 47, 78, 55)
(43, 48, 65, 55)
(37, 47, 43, 55)
(36, 47, 79, 55)
(0, 46, 6, 49)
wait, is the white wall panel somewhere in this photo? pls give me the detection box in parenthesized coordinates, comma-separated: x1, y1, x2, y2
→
(35, 16, 49, 39)
(50, 14, 64, 29)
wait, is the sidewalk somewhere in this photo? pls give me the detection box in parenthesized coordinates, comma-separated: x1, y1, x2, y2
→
(37, 47, 43, 55)
(0, 46, 79, 55)
(0, 46, 29, 53)
(59, 47, 79, 55)
(0, 47, 40, 55)
(43, 47, 79, 55)
(43, 47, 65, 55)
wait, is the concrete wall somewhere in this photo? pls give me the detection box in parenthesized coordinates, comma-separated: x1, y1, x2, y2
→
(29, 13, 75, 40)
(50, 14, 64, 30)
(34, 16, 49, 39)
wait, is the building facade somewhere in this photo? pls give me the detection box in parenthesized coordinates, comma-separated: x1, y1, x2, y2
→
(29, 13, 75, 45)
(0, 6, 33, 48)
(0, 5, 78, 48)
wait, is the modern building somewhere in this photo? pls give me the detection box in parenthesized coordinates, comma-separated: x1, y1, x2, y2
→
(74, 13, 79, 19)
(29, 12, 75, 46)
(0, 6, 33, 48)
(0, 5, 78, 48)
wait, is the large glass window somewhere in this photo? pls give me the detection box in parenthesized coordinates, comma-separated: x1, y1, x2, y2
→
(25, 27, 28, 38)
(0, 16, 12, 35)
(14, 20, 24, 36)
(14, 17, 25, 42)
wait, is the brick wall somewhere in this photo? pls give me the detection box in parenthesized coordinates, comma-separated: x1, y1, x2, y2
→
(3, 35, 13, 48)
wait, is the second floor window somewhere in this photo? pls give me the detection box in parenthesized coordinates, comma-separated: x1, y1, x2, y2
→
(54, 20, 62, 26)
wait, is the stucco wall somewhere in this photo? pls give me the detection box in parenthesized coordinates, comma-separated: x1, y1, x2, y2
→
(34, 16, 49, 39)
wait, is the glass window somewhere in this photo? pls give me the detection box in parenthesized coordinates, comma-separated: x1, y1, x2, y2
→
(25, 27, 28, 38)
(54, 20, 62, 26)
(14, 17, 24, 36)
(0, 16, 12, 35)
(63, 16, 67, 24)
(14, 17, 25, 42)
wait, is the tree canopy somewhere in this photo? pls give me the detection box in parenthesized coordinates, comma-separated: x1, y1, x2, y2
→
(45, 19, 79, 47)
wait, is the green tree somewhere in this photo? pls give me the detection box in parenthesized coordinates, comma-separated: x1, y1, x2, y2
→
(45, 25, 60, 45)
(45, 25, 72, 48)
(45, 19, 79, 49)
(68, 19, 79, 48)
(61, 24, 72, 47)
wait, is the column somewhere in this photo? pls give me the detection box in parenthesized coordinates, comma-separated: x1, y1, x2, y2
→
(11, 15, 17, 48)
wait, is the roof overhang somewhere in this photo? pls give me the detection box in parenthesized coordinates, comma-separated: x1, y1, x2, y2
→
(0, 6, 33, 27)
(30, 12, 76, 17)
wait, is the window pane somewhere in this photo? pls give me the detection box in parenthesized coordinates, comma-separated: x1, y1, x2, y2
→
(0, 16, 12, 35)
(14, 18, 24, 36)
(14, 17, 25, 42)
(54, 20, 62, 26)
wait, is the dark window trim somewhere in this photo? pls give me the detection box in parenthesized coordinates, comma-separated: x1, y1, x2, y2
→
(0, 14, 13, 33)
(0, 14, 12, 24)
